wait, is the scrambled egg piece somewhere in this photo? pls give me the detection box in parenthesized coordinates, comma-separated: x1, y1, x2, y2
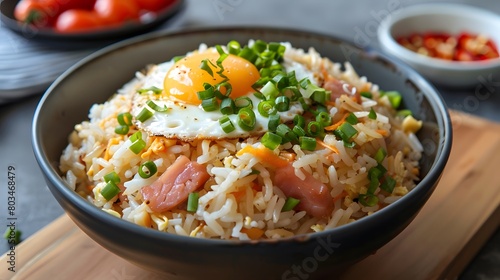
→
(402, 115, 422, 134)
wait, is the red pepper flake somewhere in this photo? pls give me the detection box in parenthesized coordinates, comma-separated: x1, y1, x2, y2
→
(396, 31, 499, 62)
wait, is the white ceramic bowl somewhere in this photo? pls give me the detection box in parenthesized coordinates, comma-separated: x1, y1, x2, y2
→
(377, 3, 500, 88)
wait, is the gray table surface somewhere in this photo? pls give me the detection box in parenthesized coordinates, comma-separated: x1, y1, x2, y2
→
(1, 0, 499, 279)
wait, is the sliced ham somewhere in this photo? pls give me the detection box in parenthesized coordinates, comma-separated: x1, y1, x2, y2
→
(323, 77, 361, 103)
(141, 155, 210, 213)
(274, 164, 334, 218)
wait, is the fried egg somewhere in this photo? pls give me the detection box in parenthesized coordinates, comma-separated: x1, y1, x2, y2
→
(132, 47, 316, 141)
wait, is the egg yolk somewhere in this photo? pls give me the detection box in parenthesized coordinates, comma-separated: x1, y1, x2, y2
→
(163, 52, 260, 105)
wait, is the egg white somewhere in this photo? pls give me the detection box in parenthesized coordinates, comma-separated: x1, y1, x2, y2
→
(132, 55, 318, 141)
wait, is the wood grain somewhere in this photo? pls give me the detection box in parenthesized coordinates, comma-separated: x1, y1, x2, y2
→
(1, 111, 499, 280)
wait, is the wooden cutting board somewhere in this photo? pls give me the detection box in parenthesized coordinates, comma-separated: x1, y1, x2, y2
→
(2, 111, 500, 280)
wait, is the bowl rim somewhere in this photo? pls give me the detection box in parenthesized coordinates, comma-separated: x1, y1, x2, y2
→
(377, 2, 500, 71)
(32, 25, 453, 246)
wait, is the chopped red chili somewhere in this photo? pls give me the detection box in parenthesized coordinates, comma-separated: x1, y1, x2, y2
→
(396, 32, 499, 61)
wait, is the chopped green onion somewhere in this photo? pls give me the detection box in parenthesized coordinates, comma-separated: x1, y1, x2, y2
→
(360, 91, 373, 99)
(343, 141, 356, 148)
(277, 123, 298, 143)
(129, 132, 146, 154)
(299, 136, 317, 151)
(334, 122, 358, 146)
(114, 125, 129, 135)
(346, 113, 359, 125)
(282, 86, 301, 101)
(104, 171, 120, 184)
(382, 91, 402, 109)
(380, 176, 396, 193)
(227, 40, 241, 55)
(293, 115, 305, 128)
(261, 132, 282, 150)
(220, 98, 236, 115)
(238, 46, 258, 63)
(272, 73, 287, 88)
(129, 131, 142, 142)
(173, 56, 185, 62)
(269, 42, 286, 61)
(197, 87, 215, 100)
(250, 169, 261, 175)
(201, 97, 219, 112)
(117, 112, 133, 126)
(199, 59, 214, 77)
(367, 175, 379, 194)
(136, 107, 154, 122)
(307, 121, 323, 138)
(316, 111, 332, 127)
(216, 81, 232, 97)
(146, 100, 168, 112)
(253, 40, 267, 53)
(313, 105, 328, 115)
(268, 114, 281, 132)
(259, 68, 272, 78)
(311, 90, 327, 104)
(219, 115, 236, 133)
(216, 54, 229, 78)
(130, 139, 146, 154)
(260, 81, 279, 100)
(292, 125, 306, 137)
(369, 164, 386, 180)
(282, 197, 301, 211)
(368, 108, 377, 120)
(253, 92, 266, 100)
(397, 109, 412, 118)
(101, 181, 121, 201)
(215, 44, 225, 55)
(234, 97, 253, 109)
(237, 107, 256, 131)
(299, 78, 326, 102)
(374, 148, 387, 163)
(138, 161, 157, 179)
(298, 97, 309, 111)
(137, 86, 162, 94)
(286, 70, 298, 86)
(258, 100, 276, 117)
(275, 96, 290, 112)
(358, 194, 379, 207)
(187, 192, 199, 213)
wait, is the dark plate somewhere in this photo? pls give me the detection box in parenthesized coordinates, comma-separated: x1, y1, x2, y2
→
(0, 0, 186, 42)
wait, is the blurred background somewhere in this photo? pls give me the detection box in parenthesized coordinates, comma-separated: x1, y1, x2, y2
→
(1, 0, 499, 279)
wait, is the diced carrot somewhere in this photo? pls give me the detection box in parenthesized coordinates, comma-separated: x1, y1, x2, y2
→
(412, 167, 420, 176)
(324, 113, 349, 131)
(104, 137, 122, 160)
(236, 145, 288, 168)
(325, 100, 337, 106)
(251, 182, 262, 192)
(241, 227, 265, 240)
(376, 129, 388, 136)
(230, 189, 247, 202)
(316, 139, 339, 154)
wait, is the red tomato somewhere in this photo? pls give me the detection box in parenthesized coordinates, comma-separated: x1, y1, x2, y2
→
(14, 0, 54, 26)
(14, 0, 96, 27)
(134, 0, 175, 12)
(94, 0, 140, 25)
(55, 9, 103, 33)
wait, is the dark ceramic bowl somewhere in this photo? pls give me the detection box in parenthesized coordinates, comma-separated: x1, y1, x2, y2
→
(32, 27, 452, 280)
(0, 0, 185, 43)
